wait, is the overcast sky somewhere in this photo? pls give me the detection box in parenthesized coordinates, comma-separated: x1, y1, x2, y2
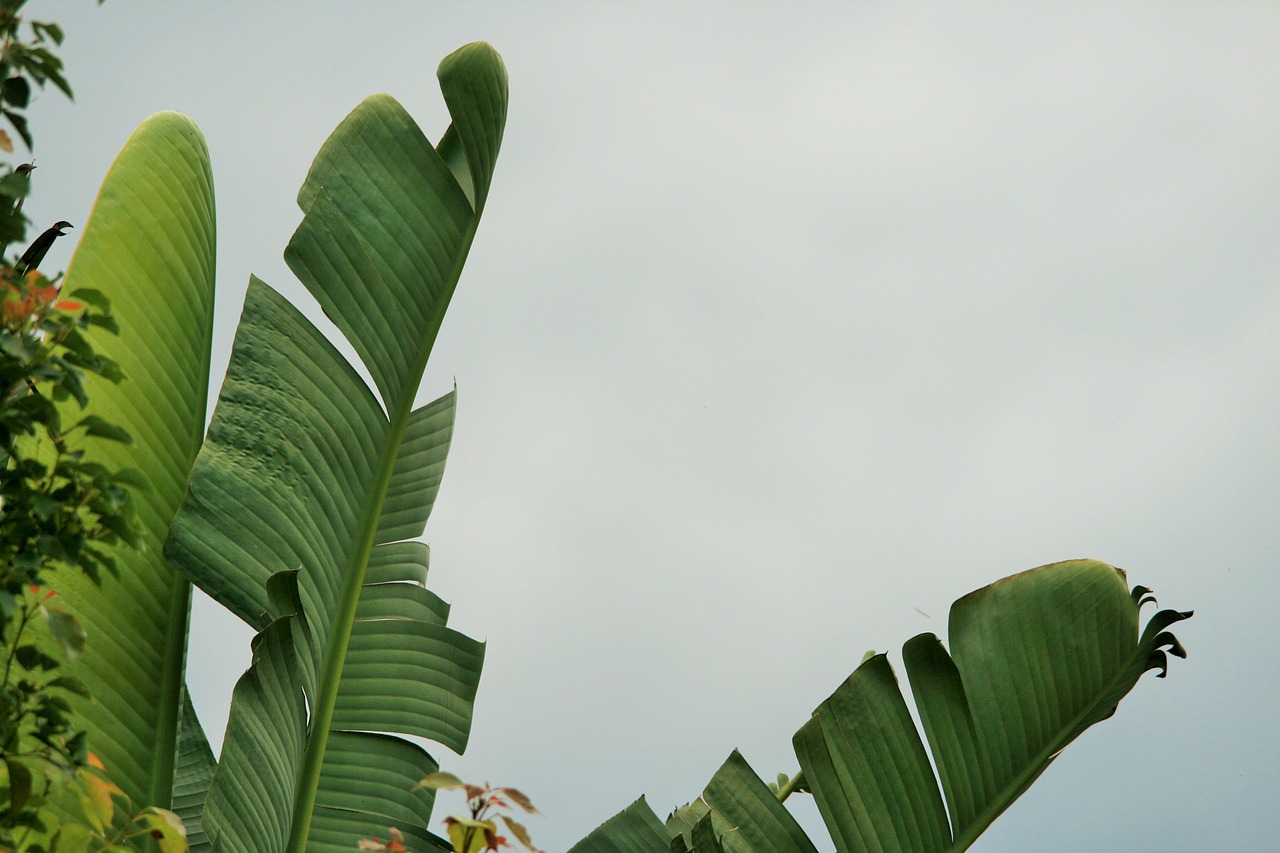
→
(25, 3, 1279, 851)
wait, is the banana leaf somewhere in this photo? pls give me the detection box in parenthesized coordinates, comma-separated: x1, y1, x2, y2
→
(46, 111, 217, 813)
(570, 560, 1191, 853)
(163, 42, 507, 853)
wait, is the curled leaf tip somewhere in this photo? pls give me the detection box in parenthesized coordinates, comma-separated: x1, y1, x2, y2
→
(1131, 584, 1157, 607)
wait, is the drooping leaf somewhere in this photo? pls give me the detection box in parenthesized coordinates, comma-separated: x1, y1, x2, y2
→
(575, 560, 1190, 853)
(164, 42, 508, 853)
(44, 110, 216, 810)
(500, 814, 543, 853)
(798, 559, 1191, 852)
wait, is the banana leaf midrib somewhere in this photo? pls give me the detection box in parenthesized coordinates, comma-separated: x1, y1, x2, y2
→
(283, 203, 482, 853)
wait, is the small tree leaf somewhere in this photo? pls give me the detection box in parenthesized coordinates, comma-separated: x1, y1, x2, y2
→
(73, 414, 132, 444)
(15, 643, 58, 670)
(4, 757, 33, 816)
(50, 674, 92, 697)
(411, 771, 465, 792)
(137, 806, 189, 853)
(63, 287, 108, 308)
(52, 823, 96, 853)
(500, 815, 545, 853)
(494, 787, 538, 814)
(446, 816, 497, 853)
(2, 76, 31, 108)
(109, 467, 150, 490)
(47, 607, 88, 661)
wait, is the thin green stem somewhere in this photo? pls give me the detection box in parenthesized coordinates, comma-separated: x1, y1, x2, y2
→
(1, 594, 32, 687)
(1, 601, 35, 755)
(776, 771, 806, 803)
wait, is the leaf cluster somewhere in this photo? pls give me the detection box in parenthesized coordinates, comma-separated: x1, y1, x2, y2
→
(0, 272, 145, 846)
(0, 0, 75, 153)
(3, 750, 188, 853)
(0, 0, 81, 252)
(1, 278, 134, 599)
(359, 774, 543, 853)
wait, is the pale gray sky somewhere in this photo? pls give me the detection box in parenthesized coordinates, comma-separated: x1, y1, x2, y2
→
(27, 3, 1278, 850)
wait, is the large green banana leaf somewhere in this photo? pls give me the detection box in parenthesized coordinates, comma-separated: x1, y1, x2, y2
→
(46, 111, 217, 814)
(163, 42, 507, 853)
(570, 560, 1191, 853)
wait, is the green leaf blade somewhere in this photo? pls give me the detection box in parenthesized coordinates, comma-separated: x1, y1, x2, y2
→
(334, 617, 484, 752)
(172, 692, 217, 853)
(165, 277, 388, 633)
(795, 655, 951, 853)
(287, 97, 472, 416)
(902, 634, 986, 834)
(377, 390, 456, 543)
(165, 42, 509, 853)
(365, 540, 431, 586)
(587, 560, 1193, 853)
(795, 559, 1191, 853)
(437, 42, 509, 213)
(309, 731, 442, 853)
(700, 751, 819, 853)
(942, 560, 1189, 849)
(200, 618, 307, 853)
(47, 110, 216, 810)
(567, 798, 674, 853)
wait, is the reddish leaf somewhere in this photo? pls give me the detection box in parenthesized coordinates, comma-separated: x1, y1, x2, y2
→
(495, 788, 538, 814)
(499, 815, 544, 853)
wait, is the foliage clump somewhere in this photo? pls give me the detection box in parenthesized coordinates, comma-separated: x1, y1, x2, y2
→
(0, 3, 187, 849)
(360, 774, 544, 853)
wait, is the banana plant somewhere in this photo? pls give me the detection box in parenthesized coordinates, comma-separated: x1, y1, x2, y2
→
(568, 559, 1191, 853)
(46, 41, 508, 853)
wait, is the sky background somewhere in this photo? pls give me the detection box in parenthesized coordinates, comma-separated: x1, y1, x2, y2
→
(21, 3, 1279, 850)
